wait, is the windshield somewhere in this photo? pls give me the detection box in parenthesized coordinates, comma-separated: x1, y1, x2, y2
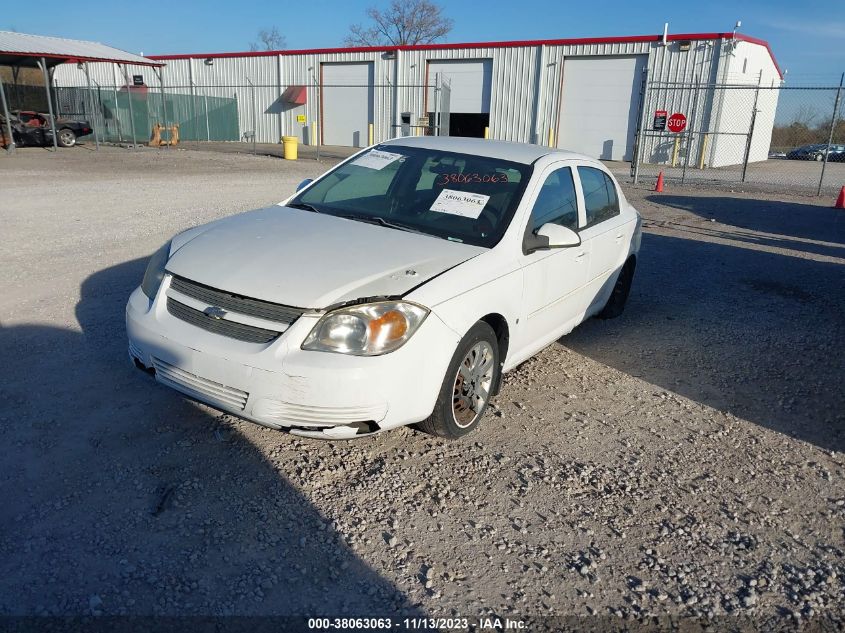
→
(289, 144, 532, 247)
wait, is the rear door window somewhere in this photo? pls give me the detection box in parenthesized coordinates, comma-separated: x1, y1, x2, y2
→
(577, 166, 620, 227)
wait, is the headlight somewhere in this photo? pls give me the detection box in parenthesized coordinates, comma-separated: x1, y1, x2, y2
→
(302, 301, 429, 356)
(141, 240, 172, 299)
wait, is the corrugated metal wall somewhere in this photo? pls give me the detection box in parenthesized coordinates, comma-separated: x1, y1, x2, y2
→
(54, 37, 774, 152)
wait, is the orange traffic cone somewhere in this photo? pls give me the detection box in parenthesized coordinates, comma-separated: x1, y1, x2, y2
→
(835, 186, 845, 209)
(654, 171, 665, 193)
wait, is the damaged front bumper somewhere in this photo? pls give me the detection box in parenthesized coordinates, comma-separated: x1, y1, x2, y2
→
(125, 284, 458, 439)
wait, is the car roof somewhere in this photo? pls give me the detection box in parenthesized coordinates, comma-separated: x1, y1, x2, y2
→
(380, 135, 595, 166)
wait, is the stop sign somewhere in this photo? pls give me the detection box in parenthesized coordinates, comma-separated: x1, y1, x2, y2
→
(667, 113, 687, 133)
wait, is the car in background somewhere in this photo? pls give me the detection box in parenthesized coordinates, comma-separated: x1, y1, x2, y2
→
(1, 110, 92, 148)
(786, 143, 845, 162)
(127, 137, 642, 440)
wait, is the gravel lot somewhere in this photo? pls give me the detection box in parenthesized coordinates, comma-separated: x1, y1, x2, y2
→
(1, 146, 843, 629)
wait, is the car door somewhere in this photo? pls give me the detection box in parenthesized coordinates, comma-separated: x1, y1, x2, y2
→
(516, 163, 592, 356)
(574, 165, 632, 313)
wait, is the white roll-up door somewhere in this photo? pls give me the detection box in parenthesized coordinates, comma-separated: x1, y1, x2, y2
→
(321, 62, 374, 147)
(556, 56, 646, 161)
(427, 59, 492, 113)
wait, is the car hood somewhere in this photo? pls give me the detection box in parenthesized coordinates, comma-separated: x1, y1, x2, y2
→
(165, 205, 485, 309)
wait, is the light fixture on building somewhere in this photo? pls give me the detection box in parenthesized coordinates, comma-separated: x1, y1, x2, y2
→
(678, 41, 691, 52)
(382, 50, 397, 60)
(204, 58, 214, 66)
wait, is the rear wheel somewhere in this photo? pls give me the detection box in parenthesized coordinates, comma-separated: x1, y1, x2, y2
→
(57, 128, 76, 148)
(416, 321, 499, 438)
(598, 257, 636, 319)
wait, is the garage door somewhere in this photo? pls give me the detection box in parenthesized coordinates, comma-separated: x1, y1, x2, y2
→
(427, 59, 493, 113)
(321, 62, 374, 147)
(557, 56, 646, 161)
(427, 59, 492, 138)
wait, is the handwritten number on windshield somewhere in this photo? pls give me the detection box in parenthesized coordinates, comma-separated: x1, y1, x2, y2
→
(435, 173, 509, 186)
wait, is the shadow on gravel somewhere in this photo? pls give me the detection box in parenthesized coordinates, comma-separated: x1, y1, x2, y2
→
(562, 199, 845, 453)
(645, 195, 845, 259)
(0, 257, 420, 617)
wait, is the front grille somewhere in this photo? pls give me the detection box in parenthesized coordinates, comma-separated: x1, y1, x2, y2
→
(151, 356, 249, 410)
(169, 275, 305, 325)
(167, 298, 280, 344)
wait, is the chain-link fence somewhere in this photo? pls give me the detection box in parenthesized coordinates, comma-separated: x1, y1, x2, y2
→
(56, 84, 239, 144)
(633, 77, 845, 195)
(53, 75, 450, 151)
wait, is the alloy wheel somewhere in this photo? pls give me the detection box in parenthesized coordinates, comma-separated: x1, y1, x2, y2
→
(452, 340, 495, 428)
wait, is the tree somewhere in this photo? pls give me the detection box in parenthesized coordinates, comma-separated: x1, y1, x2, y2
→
(250, 27, 286, 52)
(790, 104, 819, 128)
(344, 0, 453, 47)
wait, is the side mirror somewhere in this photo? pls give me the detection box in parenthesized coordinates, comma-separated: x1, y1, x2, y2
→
(524, 223, 580, 254)
(296, 178, 314, 192)
(537, 223, 581, 247)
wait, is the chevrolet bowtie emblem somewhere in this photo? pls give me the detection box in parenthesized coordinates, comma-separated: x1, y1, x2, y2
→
(203, 306, 227, 320)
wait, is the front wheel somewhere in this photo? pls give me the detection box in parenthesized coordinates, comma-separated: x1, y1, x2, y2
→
(415, 321, 499, 439)
(57, 128, 76, 148)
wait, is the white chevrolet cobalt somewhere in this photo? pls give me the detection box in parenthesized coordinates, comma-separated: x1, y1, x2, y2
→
(127, 137, 641, 439)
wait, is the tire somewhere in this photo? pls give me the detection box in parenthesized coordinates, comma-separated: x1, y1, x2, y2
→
(598, 257, 636, 320)
(814, 153, 823, 162)
(57, 128, 76, 148)
(415, 321, 499, 439)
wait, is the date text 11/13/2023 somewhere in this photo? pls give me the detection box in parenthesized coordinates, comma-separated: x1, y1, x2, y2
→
(306, 616, 526, 630)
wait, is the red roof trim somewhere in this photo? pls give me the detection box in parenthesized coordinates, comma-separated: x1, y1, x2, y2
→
(146, 32, 780, 76)
(734, 33, 783, 78)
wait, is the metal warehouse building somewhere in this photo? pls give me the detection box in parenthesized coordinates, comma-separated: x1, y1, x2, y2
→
(54, 31, 782, 168)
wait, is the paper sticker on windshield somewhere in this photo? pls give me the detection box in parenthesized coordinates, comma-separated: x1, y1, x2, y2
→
(352, 149, 404, 170)
(430, 189, 490, 219)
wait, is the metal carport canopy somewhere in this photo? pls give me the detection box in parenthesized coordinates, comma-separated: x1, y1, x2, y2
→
(0, 30, 163, 153)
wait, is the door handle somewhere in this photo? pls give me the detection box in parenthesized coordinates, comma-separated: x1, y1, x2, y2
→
(575, 250, 586, 260)
(614, 233, 624, 243)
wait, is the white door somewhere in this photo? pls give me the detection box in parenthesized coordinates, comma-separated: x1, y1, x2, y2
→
(514, 164, 592, 360)
(574, 164, 633, 312)
(427, 59, 493, 113)
(557, 56, 646, 161)
(322, 62, 374, 147)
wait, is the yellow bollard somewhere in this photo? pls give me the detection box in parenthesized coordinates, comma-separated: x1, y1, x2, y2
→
(282, 135, 298, 160)
(698, 133, 710, 170)
(484, 126, 489, 139)
(548, 128, 555, 147)
(671, 136, 680, 167)
(368, 123, 374, 145)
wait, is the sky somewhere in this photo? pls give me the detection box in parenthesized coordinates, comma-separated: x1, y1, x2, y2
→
(3, 0, 845, 83)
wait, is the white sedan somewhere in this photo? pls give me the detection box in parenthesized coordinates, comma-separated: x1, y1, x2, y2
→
(127, 137, 641, 439)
